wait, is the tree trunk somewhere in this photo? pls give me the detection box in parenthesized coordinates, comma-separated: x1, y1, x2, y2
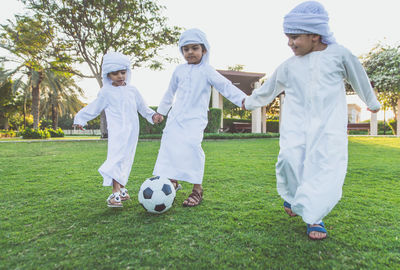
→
(31, 71, 44, 129)
(51, 103, 58, 129)
(397, 98, 400, 137)
(97, 75, 108, 138)
(31, 84, 40, 129)
(100, 110, 108, 138)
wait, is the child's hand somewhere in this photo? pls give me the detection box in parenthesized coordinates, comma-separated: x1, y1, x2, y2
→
(152, 113, 164, 124)
(72, 124, 84, 130)
(241, 98, 247, 110)
(367, 108, 380, 113)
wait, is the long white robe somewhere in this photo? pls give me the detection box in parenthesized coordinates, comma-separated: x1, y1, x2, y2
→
(74, 85, 155, 187)
(153, 64, 247, 184)
(245, 44, 380, 224)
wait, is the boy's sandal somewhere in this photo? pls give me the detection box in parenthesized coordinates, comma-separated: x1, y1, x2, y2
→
(106, 192, 123, 208)
(120, 188, 131, 201)
(182, 189, 203, 207)
(170, 180, 182, 192)
(283, 201, 297, 217)
(307, 222, 327, 240)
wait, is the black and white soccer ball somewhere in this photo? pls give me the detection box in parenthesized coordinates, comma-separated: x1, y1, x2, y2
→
(138, 176, 176, 214)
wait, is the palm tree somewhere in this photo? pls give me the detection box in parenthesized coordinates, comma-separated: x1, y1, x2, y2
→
(40, 70, 84, 129)
(0, 15, 77, 129)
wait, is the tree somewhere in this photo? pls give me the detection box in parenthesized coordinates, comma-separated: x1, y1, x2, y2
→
(0, 72, 16, 129)
(23, 0, 181, 137)
(0, 14, 76, 129)
(362, 44, 400, 134)
(40, 70, 84, 129)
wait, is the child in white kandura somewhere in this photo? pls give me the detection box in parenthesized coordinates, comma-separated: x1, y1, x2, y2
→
(73, 52, 163, 208)
(242, 1, 380, 240)
(153, 28, 247, 207)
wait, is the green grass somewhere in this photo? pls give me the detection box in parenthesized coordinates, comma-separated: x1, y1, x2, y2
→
(0, 137, 399, 269)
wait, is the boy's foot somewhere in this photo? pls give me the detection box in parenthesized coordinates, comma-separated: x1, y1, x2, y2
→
(182, 189, 203, 207)
(170, 179, 182, 191)
(107, 192, 123, 208)
(120, 188, 131, 201)
(283, 201, 297, 217)
(307, 222, 327, 240)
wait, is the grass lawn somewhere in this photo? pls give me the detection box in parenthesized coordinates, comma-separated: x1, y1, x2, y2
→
(1, 137, 399, 269)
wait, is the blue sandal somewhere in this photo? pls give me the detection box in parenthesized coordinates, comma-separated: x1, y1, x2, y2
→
(307, 222, 327, 240)
(283, 201, 297, 217)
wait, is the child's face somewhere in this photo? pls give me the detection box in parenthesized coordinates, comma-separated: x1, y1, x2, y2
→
(108, 70, 127, 86)
(182, 43, 206, 64)
(286, 34, 322, 56)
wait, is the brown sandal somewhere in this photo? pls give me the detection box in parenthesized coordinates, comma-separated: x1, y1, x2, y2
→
(182, 189, 203, 207)
(170, 179, 182, 191)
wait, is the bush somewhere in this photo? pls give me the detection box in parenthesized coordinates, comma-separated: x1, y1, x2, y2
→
(39, 119, 52, 130)
(20, 128, 51, 139)
(0, 129, 16, 138)
(139, 106, 166, 135)
(139, 107, 223, 135)
(49, 128, 65, 137)
(388, 119, 397, 135)
(205, 108, 222, 133)
(266, 120, 280, 133)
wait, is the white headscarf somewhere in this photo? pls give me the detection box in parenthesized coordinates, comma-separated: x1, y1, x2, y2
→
(283, 1, 336, 45)
(178, 28, 210, 64)
(101, 51, 132, 86)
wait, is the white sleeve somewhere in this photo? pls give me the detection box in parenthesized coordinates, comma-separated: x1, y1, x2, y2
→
(343, 50, 381, 111)
(207, 67, 247, 107)
(73, 90, 107, 126)
(244, 66, 285, 111)
(135, 88, 156, 124)
(157, 69, 178, 116)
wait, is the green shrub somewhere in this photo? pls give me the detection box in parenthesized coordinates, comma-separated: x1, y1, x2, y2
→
(138, 106, 166, 135)
(139, 107, 223, 135)
(20, 128, 51, 139)
(0, 129, 16, 138)
(49, 128, 65, 137)
(205, 108, 222, 133)
(388, 119, 397, 135)
(39, 119, 52, 130)
(266, 120, 280, 133)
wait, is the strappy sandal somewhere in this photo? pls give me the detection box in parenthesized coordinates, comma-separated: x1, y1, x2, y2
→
(283, 201, 297, 217)
(307, 222, 327, 240)
(182, 189, 203, 207)
(106, 192, 123, 208)
(120, 188, 130, 201)
(170, 180, 182, 191)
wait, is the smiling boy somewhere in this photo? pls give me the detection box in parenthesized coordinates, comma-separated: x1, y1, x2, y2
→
(243, 1, 380, 240)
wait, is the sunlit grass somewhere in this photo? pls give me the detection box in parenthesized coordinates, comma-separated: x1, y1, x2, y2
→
(0, 137, 399, 269)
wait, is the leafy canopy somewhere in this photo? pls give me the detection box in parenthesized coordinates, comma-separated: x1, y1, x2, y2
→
(22, 0, 181, 86)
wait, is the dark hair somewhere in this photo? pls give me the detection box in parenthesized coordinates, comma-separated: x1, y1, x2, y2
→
(180, 43, 207, 53)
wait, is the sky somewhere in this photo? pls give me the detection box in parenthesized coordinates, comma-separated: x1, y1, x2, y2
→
(2, 0, 399, 120)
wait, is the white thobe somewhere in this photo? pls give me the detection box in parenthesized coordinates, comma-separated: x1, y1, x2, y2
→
(245, 44, 380, 224)
(153, 64, 247, 184)
(74, 85, 155, 187)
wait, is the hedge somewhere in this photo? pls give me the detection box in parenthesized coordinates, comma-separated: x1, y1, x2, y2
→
(388, 119, 397, 135)
(20, 128, 51, 139)
(0, 129, 16, 138)
(139, 107, 222, 135)
(49, 128, 65, 137)
(205, 108, 222, 133)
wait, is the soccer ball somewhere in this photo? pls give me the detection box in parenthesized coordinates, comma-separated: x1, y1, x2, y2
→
(138, 176, 176, 214)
